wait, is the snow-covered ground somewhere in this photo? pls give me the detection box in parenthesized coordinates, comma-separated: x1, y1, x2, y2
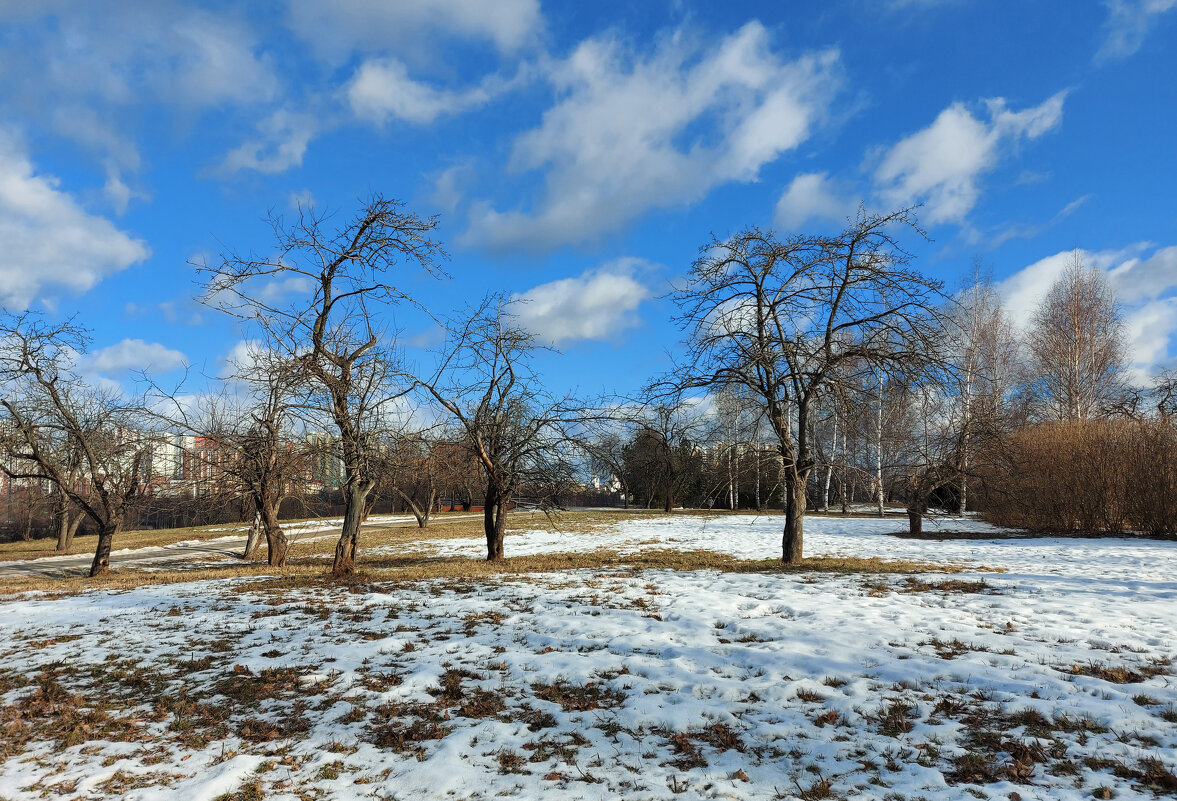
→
(0, 514, 1174, 800)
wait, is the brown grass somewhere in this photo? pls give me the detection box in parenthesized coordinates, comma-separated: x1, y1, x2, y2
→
(0, 547, 964, 599)
(0, 509, 969, 598)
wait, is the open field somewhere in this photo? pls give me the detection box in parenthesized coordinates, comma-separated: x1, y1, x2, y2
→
(0, 513, 1174, 800)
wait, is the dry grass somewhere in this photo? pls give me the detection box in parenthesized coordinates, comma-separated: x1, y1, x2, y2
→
(0, 509, 965, 598)
(0, 543, 964, 599)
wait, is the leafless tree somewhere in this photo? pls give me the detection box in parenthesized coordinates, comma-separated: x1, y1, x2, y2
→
(0, 313, 151, 576)
(375, 427, 446, 528)
(420, 296, 590, 560)
(622, 399, 709, 513)
(197, 195, 446, 577)
(1025, 252, 1126, 421)
(671, 208, 947, 562)
(154, 347, 309, 566)
(580, 419, 635, 508)
(945, 267, 1020, 513)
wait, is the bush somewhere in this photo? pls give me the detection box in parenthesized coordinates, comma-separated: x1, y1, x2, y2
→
(982, 419, 1177, 537)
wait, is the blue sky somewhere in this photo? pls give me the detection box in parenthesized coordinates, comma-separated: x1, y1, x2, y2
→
(2, 0, 1175, 397)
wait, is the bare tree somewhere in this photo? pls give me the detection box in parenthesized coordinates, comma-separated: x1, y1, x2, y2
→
(0, 314, 150, 576)
(197, 195, 446, 577)
(1026, 252, 1126, 421)
(156, 347, 309, 566)
(621, 399, 708, 513)
(378, 428, 444, 528)
(671, 208, 947, 562)
(945, 267, 1019, 514)
(580, 419, 635, 509)
(421, 296, 589, 560)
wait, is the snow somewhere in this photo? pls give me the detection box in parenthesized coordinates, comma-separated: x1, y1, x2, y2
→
(0, 513, 1174, 800)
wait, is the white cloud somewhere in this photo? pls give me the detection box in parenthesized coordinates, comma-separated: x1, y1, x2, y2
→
(345, 59, 509, 125)
(463, 22, 841, 253)
(0, 1, 278, 172)
(288, 189, 315, 211)
(1107, 245, 1177, 304)
(996, 244, 1177, 372)
(0, 131, 150, 308)
(215, 108, 320, 175)
(510, 260, 654, 344)
(1098, 0, 1177, 61)
(774, 172, 857, 230)
(221, 339, 265, 378)
(285, 0, 542, 61)
(86, 339, 187, 374)
(257, 276, 313, 304)
(1125, 298, 1177, 366)
(873, 92, 1066, 225)
(429, 163, 474, 214)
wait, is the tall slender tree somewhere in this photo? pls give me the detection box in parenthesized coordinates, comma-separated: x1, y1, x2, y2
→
(1026, 253, 1126, 421)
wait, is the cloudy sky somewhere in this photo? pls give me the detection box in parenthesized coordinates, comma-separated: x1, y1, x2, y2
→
(1, 0, 1175, 395)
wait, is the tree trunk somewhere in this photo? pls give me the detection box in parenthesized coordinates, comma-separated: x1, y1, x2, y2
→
(663, 487, 674, 513)
(907, 507, 923, 537)
(839, 421, 849, 515)
(331, 482, 368, 577)
(60, 514, 81, 553)
(781, 472, 805, 564)
(875, 383, 885, 517)
(55, 493, 76, 552)
(89, 520, 120, 577)
(362, 490, 378, 522)
(907, 484, 927, 537)
(396, 487, 434, 529)
(416, 488, 435, 528)
(483, 483, 505, 560)
(727, 445, 734, 510)
(754, 441, 761, 511)
(243, 512, 263, 560)
(823, 412, 837, 511)
(260, 504, 289, 567)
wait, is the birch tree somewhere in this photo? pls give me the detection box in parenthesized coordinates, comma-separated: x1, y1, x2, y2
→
(1026, 253, 1126, 421)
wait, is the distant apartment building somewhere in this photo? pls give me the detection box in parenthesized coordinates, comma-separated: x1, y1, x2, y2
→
(304, 433, 344, 491)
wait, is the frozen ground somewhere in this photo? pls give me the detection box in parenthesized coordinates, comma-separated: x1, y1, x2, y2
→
(0, 514, 1174, 800)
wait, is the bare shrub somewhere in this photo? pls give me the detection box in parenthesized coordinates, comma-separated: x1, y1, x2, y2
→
(982, 419, 1177, 536)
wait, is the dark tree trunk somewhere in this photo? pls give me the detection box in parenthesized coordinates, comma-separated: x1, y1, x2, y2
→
(89, 521, 120, 577)
(781, 473, 806, 564)
(332, 483, 368, 577)
(484, 483, 505, 561)
(259, 504, 288, 566)
(362, 491, 378, 522)
(663, 487, 674, 513)
(416, 488, 435, 528)
(907, 486, 927, 537)
(907, 508, 923, 537)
